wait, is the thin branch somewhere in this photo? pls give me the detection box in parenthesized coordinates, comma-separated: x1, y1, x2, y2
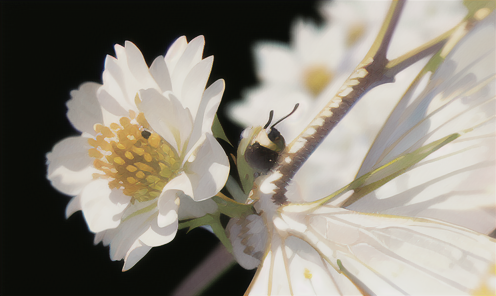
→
(267, 0, 406, 205)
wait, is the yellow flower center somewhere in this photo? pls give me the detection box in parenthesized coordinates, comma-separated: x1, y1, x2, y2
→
(304, 66, 334, 96)
(346, 23, 366, 47)
(88, 111, 181, 203)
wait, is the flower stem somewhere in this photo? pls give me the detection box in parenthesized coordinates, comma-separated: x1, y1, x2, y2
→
(171, 243, 235, 296)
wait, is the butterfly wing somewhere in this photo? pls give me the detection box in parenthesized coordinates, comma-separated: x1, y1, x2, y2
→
(344, 11, 496, 234)
(245, 226, 361, 296)
(293, 206, 496, 295)
(244, 204, 496, 295)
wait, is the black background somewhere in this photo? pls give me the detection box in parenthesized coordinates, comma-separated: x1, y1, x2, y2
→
(0, 1, 321, 295)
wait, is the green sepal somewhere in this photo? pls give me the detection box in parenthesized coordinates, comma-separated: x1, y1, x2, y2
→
(177, 195, 255, 253)
(178, 212, 233, 253)
(212, 195, 256, 218)
(212, 115, 231, 145)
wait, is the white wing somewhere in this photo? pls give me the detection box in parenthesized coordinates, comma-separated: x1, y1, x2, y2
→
(346, 12, 496, 234)
(241, 9, 496, 296)
(243, 205, 496, 296)
(245, 221, 361, 296)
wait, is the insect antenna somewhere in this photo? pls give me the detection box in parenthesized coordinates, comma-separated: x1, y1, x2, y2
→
(264, 110, 274, 129)
(270, 103, 300, 129)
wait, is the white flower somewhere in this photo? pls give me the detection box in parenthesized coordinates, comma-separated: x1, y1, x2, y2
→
(228, 17, 352, 143)
(46, 36, 229, 270)
(229, 3, 496, 295)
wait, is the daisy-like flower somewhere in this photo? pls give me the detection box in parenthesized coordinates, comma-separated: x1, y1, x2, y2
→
(46, 36, 229, 270)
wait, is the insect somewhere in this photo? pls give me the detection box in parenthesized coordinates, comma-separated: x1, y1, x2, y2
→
(141, 130, 152, 139)
(244, 103, 299, 174)
(141, 130, 152, 140)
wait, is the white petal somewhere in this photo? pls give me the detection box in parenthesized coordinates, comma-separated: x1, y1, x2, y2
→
(183, 133, 229, 201)
(177, 193, 218, 220)
(138, 217, 178, 247)
(96, 87, 129, 118)
(66, 82, 103, 135)
(65, 194, 82, 218)
(157, 184, 182, 228)
(186, 78, 225, 154)
(104, 199, 158, 261)
(93, 231, 105, 245)
(150, 55, 172, 92)
(122, 239, 152, 271)
(254, 42, 300, 84)
(79, 179, 131, 233)
(124, 41, 159, 89)
(46, 136, 98, 196)
(170, 35, 205, 95)
(164, 36, 188, 72)
(138, 88, 193, 155)
(100, 54, 137, 112)
(181, 56, 213, 119)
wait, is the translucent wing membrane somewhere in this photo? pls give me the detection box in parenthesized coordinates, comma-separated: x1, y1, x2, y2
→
(245, 205, 496, 295)
(345, 12, 496, 234)
(239, 9, 496, 296)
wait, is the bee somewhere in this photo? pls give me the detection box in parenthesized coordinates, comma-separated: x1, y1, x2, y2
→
(244, 104, 299, 174)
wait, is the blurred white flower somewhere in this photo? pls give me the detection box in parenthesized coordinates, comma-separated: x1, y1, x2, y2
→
(47, 36, 229, 270)
(228, 17, 352, 144)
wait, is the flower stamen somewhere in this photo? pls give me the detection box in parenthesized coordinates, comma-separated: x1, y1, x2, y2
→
(89, 112, 181, 203)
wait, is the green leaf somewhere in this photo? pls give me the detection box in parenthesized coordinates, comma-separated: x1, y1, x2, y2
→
(212, 115, 231, 145)
(212, 195, 255, 218)
(178, 213, 234, 253)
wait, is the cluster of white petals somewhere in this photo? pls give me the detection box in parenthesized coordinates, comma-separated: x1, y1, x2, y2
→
(47, 36, 229, 270)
